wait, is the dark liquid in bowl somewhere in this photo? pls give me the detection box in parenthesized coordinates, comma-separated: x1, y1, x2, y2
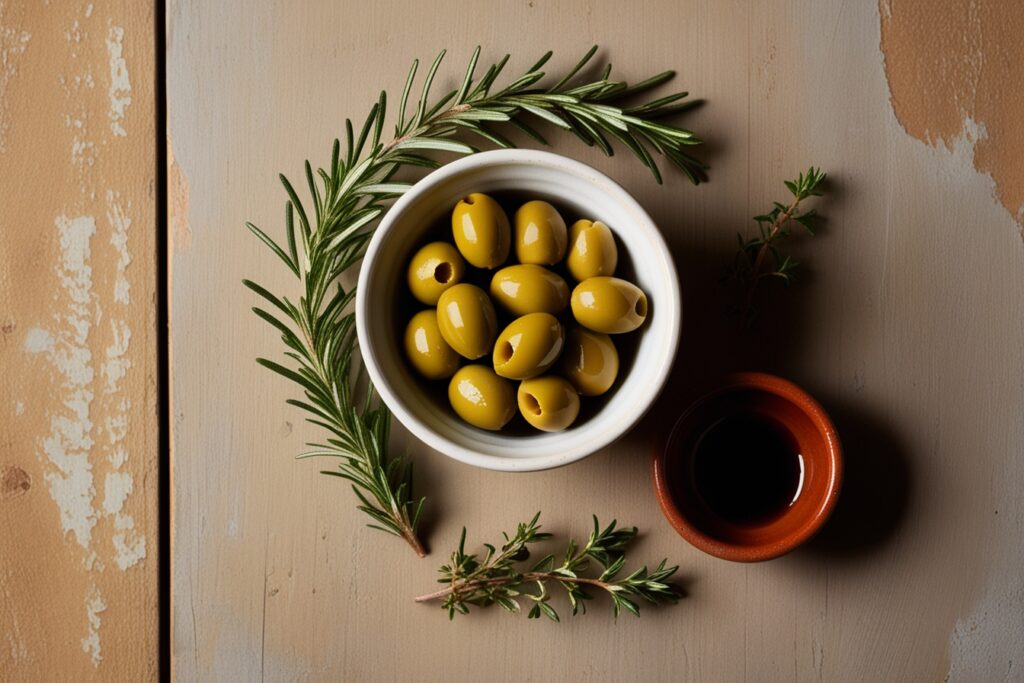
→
(691, 412, 803, 526)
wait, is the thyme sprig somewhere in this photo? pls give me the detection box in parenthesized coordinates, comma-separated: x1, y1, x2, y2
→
(244, 47, 706, 556)
(415, 513, 681, 620)
(728, 167, 827, 324)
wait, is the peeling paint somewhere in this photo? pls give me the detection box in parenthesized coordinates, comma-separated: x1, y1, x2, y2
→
(0, 17, 31, 153)
(101, 319, 131, 393)
(80, 586, 106, 667)
(106, 190, 131, 304)
(947, 579, 1024, 681)
(880, 0, 1024, 224)
(14, 401, 24, 416)
(27, 216, 99, 550)
(168, 134, 193, 251)
(104, 24, 129, 137)
(111, 513, 145, 570)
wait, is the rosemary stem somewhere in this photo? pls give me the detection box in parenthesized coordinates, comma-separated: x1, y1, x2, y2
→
(742, 193, 804, 314)
(413, 572, 612, 603)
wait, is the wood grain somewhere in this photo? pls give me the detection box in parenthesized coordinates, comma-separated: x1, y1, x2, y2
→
(0, 1, 158, 679)
(168, 0, 1024, 680)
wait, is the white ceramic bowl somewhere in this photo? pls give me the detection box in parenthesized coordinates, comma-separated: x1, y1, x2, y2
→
(356, 149, 681, 471)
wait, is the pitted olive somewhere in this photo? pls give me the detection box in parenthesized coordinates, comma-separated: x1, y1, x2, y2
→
(489, 264, 569, 316)
(514, 200, 567, 265)
(407, 241, 466, 305)
(570, 277, 647, 334)
(560, 327, 619, 396)
(448, 365, 516, 431)
(566, 219, 618, 281)
(404, 310, 460, 380)
(436, 283, 498, 359)
(451, 193, 510, 269)
(517, 376, 580, 432)
(492, 313, 564, 380)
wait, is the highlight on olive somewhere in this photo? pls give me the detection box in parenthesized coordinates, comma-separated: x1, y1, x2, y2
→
(436, 283, 498, 359)
(517, 376, 581, 432)
(407, 241, 466, 305)
(404, 309, 461, 380)
(452, 192, 511, 269)
(489, 264, 569, 316)
(448, 365, 516, 431)
(492, 313, 564, 380)
(567, 219, 618, 281)
(560, 327, 619, 396)
(570, 277, 648, 334)
(514, 200, 568, 265)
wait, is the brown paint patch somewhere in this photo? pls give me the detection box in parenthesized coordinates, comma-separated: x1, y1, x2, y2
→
(1, 466, 31, 499)
(168, 134, 192, 251)
(880, 0, 1024, 223)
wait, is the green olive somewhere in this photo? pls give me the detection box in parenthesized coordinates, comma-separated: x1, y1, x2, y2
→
(570, 277, 648, 334)
(560, 327, 619, 396)
(518, 376, 580, 432)
(489, 264, 569, 316)
(436, 284, 498, 359)
(492, 313, 564, 380)
(514, 200, 567, 265)
(451, 193, 511, 269)
(406, 241, 466, 305)
(566, 219, 618, 281)
(448, 365, 516, 430)
(404, 310, 460, 380)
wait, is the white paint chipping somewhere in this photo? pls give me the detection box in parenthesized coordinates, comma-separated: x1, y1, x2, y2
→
(0, 22, 31, 153)
(101, 470, 131, 515)
(947, 578, 1024, 681)
(29, 216, 100, 550)
(106, 190, 132, 304)
(80, 586, 106, 667)
(105, 24, 130, 137)
(112, 513, 146, 570)
(24, 327, 55, 353)
(102, 319, 131, 393)
(14, 401, 24, 416)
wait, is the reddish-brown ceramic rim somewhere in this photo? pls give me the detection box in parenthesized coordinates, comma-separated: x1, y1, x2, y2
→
(651, 372, 843, 562)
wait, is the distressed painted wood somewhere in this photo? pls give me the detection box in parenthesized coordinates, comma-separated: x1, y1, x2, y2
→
(0, 1, 158, 679)
(169, 0, 1024, 680)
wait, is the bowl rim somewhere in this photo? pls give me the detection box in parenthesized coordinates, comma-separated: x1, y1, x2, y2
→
(356, 149, 682, 472)
(651, 372, 844, 561)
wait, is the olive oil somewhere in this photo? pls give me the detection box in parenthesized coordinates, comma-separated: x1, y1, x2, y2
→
(691, 412, 803, 526)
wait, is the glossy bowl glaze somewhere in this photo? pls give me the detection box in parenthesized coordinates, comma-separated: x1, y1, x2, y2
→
(356, 150, 681, 472)
(652, 373, 843, 561)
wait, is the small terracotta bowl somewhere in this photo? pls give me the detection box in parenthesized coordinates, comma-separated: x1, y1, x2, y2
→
(652, 373, 842, 562)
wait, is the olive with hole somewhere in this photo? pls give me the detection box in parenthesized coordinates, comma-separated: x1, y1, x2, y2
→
(406, 241, 466, 305)
(489, 264, 569, 316)
(492, 312, 564, 380)
(567, 219, 618, 281)
(403, 310, 461, 380)
(448, 365, 516, 431)
(517, 376, 580, 432)
(451, 192, 511, 269)
(560, 327, 619, 396)
(570, 276, 648, 334)
(514, 200, 567, 265)
(436, 283, 498, 360)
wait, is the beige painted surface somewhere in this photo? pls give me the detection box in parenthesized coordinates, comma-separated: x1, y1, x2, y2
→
(170, 0, 1024, 680)
(0, 1, 158, 680)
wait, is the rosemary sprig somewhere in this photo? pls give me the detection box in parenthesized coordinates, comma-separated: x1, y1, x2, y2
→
(415, 513, 681, 620)
(244, 47, 706, 557)
(727, 167, 827, 325)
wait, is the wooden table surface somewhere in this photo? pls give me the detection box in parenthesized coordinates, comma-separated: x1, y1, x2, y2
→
(5, 0, 1024, 680)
